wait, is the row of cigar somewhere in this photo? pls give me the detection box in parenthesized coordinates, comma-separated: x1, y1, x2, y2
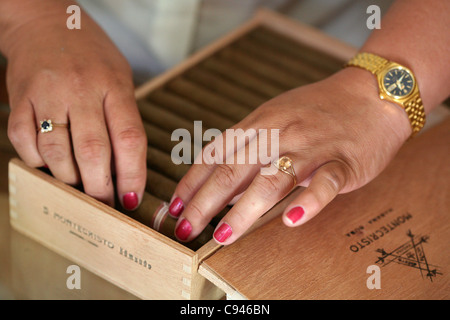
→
(118, 27, 342, 250)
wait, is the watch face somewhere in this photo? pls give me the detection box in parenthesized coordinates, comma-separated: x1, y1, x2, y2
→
(382, 67, 414, 98)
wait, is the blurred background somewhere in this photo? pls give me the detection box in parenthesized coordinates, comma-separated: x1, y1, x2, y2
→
(75, 0, 395, 83)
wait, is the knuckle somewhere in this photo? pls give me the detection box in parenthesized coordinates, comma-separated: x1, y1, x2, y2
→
(76, 137, 110, 163)
(281, 118, 305, 136)
(186, 200, 209, 224)
(120, 167, 145, 184)
(178, 176, 198, 198)
(319, 173, 340, 199)
(329, 167, 346, 189)
(110, 72, 134, 88)
(322, 169, 342, 192)
(39, 142, 67, 163)
(214, 164, 239, 189)
(115, 126, 147, 150)
(253, 173, 283, 197)
(62, 61, 97, 89)
(230, 209, 252, 227)
(316, 163, 348, 201)
(7, 121, 30, 146)
(67, 68, 85, 89)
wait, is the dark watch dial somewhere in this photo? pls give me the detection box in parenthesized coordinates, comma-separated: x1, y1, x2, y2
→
(383, 67, 414, 98)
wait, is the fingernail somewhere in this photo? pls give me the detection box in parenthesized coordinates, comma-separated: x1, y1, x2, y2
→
(175, 219, 192, 241)
(168, 197, 184, 218)
(214, 223, 232, 243)
(123, 192, 139, 210)
(286, 206, 305, 224)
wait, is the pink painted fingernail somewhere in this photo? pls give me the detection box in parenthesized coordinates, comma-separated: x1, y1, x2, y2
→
(286, 206, 305, 224)
(169, 197, 184, 218)
(214, 223, 232, 243)
(123, 192, 139, 210)
(175, 219, 192, 241)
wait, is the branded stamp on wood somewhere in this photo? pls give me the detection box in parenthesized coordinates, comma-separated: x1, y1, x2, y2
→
(375, 230, 442, 282)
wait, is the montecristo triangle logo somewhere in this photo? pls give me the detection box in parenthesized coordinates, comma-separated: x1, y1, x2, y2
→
(375, 230, 442, 282)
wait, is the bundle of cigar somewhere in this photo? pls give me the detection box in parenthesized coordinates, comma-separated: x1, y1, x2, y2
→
(119, 27, 343, 250)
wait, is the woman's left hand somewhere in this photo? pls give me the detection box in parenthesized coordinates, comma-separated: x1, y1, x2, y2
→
(168, 67, 412, 245)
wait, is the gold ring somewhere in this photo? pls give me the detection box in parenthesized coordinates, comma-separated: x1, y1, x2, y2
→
(38, 120, 69, 133)
(273, 156, 297, 187)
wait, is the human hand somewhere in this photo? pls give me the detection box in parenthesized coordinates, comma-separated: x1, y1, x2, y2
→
(4, 5, 147, 209)
(169, 67, 412, 245)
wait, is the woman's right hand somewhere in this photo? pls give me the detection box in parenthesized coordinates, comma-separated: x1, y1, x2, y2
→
(1, 0, 147, 209)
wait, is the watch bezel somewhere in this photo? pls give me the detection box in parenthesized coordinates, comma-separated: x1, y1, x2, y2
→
(378, 63, 416, 102)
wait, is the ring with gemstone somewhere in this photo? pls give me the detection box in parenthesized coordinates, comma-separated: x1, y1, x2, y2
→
(38, 120, 69, 133)
(273, 156, 297, 187)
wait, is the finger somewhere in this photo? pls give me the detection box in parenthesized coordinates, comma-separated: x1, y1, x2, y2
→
(168, 121, 258, 218)
(229, 191, 244, 205)
(104, 89, 147, 211)
(282, 161, 348, 227)
(70, 99, 114, 206)
(36, 115, 80, 186)
(211, 157, 308, 245)
(173, 139, 262, 241)
(168, 162, 215, 218)
(7, 100, 45, 168)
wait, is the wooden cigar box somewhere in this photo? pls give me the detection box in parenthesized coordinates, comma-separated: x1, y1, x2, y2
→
(8, 9, 449, 300)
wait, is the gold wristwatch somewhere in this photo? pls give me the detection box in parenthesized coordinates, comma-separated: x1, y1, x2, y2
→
(345, 52, 426, 137)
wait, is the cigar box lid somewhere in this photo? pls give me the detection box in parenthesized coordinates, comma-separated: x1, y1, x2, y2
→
(199, 117, 450, 300)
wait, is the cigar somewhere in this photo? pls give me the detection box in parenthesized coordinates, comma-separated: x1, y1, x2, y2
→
(143, 121, 174, 154)
(186, 67, 267, 109)
(167, 77, 250, 122)
(138, 100, 200, 137)
(218, 47, 308, 89)
(148, 89, 234, 132)
(201, 57, 285, 99)
(146, 168, 177, 202)
(249, 28, 343, 74)
(144, 122, 194, 160)
(234, 37, 330, 82)
(147, 146, 190, 182)
(122, 192, 214, 251)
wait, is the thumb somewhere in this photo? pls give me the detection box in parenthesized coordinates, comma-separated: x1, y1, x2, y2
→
(282, 161, 348, 227)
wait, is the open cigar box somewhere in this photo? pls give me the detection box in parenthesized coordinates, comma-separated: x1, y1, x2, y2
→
(8, 9, 449, 300)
